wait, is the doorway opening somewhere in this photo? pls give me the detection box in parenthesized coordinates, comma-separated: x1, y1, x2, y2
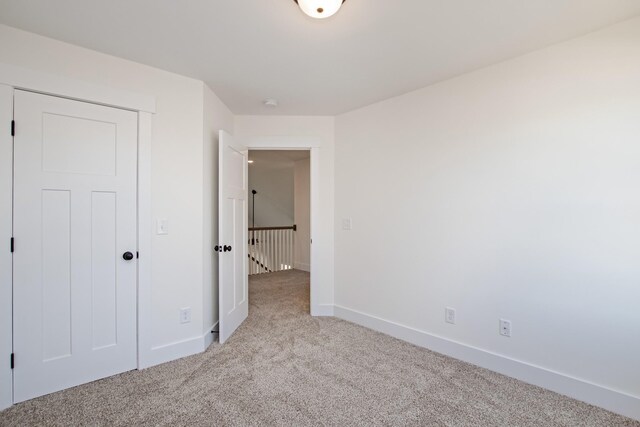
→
(247, 150, 311, 311)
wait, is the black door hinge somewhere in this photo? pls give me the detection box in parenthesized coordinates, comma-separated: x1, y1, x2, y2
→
(10, 237, 14, 253)
(10, 120, 15, 137)
(136, 251, 139, 259)
(10, 353, 14, 369)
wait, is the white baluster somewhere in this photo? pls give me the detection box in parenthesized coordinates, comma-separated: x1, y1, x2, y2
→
(269, 229, 274, 272)
(278, 230, 283, 271)
(249, 247, 253, 276)
(258, 230, 262, 273)
(273, 230, 277, 271)
(286, 229, 290, 270)
(292, 229, 295, 270)
(260, 230, 265, 273)
(252, 231, 256, 275)
(254, 231, 258, 274)
(265, 230, 270, 273)
(284, 229, 288, 270)
(265, 230, 269, 272)
(256, 230, 260, 274)
(252, 234, 256, 275)
(289, 229, 293, 270)
(248, 233, 252, 276)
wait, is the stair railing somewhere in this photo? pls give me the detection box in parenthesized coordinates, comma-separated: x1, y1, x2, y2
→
(248, 225, 296, 275)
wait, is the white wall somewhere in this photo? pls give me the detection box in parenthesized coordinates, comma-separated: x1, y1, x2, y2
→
(248, 165, 294, 227)
(334, 17, 640, 418)
(0, 24, 231, 368)
(294, 158, 311, 272)
(235, 116, 335, 315)
(203, 84, 234, 344)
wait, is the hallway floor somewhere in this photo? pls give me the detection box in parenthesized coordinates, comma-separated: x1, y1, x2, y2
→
(0, 269, 636, 426)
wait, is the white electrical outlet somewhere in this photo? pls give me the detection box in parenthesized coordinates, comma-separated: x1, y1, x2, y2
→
(499, 318, 512, 337)
(342, 218, 352, 231)
(445, 307, 456, 324)
(180, 307, 192, 324)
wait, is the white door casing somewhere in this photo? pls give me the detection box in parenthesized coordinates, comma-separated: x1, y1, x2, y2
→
(218, 130, 248, 344)
(0, 84, 12, 411)
(12, 90, 138, 402)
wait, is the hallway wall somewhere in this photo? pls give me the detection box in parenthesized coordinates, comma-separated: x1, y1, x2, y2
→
(248, 165, 294, 228)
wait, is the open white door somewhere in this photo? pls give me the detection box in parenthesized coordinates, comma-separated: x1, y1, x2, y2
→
(218, 130, 248, 343)
(12, 90, 138, 402)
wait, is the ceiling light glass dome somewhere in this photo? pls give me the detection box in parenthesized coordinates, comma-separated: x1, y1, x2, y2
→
(295, 0, 345, 19)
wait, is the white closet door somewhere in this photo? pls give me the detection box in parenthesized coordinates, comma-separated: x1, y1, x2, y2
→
(13, 90, 138, 402)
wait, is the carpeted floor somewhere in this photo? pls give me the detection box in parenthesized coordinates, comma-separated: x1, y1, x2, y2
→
(0, 269, 637, 426)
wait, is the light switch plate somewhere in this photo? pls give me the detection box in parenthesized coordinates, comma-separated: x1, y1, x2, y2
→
(342, 218, 352, 231)
(157, 218, 169, 235)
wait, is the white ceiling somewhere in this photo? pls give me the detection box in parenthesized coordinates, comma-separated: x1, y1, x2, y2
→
(0, 0, 639, 115)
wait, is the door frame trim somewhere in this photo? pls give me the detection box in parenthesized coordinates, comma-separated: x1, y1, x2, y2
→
(0, 65, 155, 410)
(0, 84, 13, 411)
(244, 137, 322, 315)
(0, 62, 156, 113)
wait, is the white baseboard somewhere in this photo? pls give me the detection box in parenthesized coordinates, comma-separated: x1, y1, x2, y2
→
(333, 305, 640, 421)
(142, 324, 218, 369)
(204, 321, 219, 350)
(294, 262, 310, 272)
(142, 335, 205, 369)
(311, 304, 334, 317)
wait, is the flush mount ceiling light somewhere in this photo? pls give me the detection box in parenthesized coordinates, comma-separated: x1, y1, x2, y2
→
(294, 0, 346, 19)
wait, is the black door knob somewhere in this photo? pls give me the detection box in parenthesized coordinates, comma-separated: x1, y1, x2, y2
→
(223, 245, 232, 252)
(122, 251, 134, 261)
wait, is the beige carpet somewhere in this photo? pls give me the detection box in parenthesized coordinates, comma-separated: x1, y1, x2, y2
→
(0, 269, 636, 426)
